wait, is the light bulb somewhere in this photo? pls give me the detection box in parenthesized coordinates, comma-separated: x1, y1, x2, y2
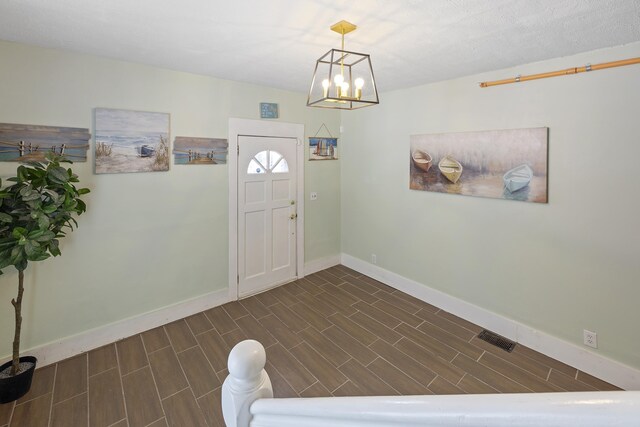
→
(334, 74, 344, 97)
(354, 77, 364, 99)
(340, 81, 350, 97)
(322, 79, 330, 98)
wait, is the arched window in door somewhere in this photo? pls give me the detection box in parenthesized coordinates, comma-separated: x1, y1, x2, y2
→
(247, 150, 289, 174)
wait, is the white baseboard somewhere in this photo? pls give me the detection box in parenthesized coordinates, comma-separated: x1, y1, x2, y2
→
(341, 253, 640, 390)
(2, 288, 231, 368)
(303, 255, 341, 276)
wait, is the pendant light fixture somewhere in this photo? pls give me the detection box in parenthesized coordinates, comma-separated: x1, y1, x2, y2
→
(307, 20, 379, 110)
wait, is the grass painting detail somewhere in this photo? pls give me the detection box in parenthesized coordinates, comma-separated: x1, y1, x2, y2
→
(309, 137, 338, 160)
(410, 128, 548, 203)
(173, 137, 228, 165)
(94, 108, 170, 174)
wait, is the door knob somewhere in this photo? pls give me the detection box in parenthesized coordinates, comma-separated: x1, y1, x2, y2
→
(289, 213, 298, 220)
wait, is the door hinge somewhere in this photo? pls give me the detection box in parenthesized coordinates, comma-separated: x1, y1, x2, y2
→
(237, 274, 239, 284)
(237, 146, 239, 155)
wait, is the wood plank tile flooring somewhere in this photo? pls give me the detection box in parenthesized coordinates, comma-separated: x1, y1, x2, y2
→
(0, 265, 620, 426)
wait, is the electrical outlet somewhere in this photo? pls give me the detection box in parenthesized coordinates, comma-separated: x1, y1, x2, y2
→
(583, 329, 598, 348)
(371, 254, 377, 264)
(310, 192, 317, 200)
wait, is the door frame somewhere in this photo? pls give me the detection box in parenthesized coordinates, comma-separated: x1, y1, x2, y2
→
(228, 118, 305, 301)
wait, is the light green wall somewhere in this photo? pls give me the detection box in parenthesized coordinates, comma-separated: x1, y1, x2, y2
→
(341, 42, 640, 369)
(0, 40, 340, 358)
(3, 37, 638, 372)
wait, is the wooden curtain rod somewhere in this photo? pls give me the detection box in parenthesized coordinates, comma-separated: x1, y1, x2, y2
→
(479, 57, 640, 88)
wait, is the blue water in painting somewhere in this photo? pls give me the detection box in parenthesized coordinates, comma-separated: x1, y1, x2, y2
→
(309, 137, 337, 147)
(174, 153, 228, 164)
(0, 148, 87, 161)
(96, 133, 167, 150)
(173, 144, 227, 164)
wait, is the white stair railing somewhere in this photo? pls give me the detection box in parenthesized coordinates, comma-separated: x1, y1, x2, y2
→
(221, 340, 273, 427)
(222, 340, 640, 427)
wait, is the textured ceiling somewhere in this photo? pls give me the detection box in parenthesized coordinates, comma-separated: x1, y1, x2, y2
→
(0, 0, 639, 93)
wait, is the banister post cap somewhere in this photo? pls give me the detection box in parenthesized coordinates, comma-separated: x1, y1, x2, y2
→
(228, 339, 266, 381)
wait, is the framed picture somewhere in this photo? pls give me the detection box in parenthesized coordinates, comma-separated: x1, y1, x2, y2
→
(260, 103, 279, 119)
(409, 127, 548, 203)
(173, 136, 228, 165)
(309, 137, 338, 160)
(0, 123, 90, 162)
(94, 108, 170, 174)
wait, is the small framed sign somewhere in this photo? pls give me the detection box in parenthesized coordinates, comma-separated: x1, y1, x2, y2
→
(260, 103, 279, 119)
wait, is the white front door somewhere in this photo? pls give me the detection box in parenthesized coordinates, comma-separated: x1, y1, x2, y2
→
(238, 136, 297, 297)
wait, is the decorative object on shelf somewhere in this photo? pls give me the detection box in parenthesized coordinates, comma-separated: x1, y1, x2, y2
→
(0, 123, 90, 162)
(307, 20, 379, 110)
(410, 128, 548, 203)
(260, 103, 279, 119)
(0, 153, 89, 403)
(94, 108, 170, 174)
(173, 136, 228, 165)
(309, 123, 338, 161)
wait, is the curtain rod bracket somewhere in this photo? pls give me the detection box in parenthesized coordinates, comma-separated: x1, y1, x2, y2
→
(515, 75, 521, 82)
(586, 63, 592, 72)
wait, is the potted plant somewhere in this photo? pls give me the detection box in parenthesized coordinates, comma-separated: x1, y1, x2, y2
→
(0, 153, 89, 403)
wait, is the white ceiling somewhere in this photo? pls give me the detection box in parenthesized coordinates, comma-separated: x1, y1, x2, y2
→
(1, 0, 639, 93)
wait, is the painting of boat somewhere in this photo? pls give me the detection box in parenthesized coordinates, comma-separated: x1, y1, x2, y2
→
(94, 108, 170, 174)
(309, 137, 338, 160)
(314, 139, 334, 157)
(139, 144, 155, 157)
(438, 155, 463, 183)
(503, 164, 533, 193)
(411, 149, 432, 172)
(410, 128, 548, 203)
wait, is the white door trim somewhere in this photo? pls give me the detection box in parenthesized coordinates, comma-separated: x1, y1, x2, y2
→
(228, 118, 305, 301)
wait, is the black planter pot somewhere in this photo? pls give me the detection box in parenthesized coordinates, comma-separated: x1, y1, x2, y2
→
(0, 356, 37, 404)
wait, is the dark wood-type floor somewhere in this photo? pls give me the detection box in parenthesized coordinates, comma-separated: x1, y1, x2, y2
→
(0, 265, 620, 426)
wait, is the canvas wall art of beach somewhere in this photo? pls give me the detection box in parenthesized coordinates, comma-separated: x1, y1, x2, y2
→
(173, 136, 228, 165)
(0, 123, 90, 162)
(94, 108, 170, 174)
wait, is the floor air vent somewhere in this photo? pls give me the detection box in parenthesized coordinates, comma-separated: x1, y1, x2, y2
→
(477, 330, 516, 353)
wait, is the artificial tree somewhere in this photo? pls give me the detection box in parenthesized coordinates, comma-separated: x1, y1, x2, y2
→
(0, 153, 89, 377)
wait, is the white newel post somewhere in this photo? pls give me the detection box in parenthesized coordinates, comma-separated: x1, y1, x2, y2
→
(222, 340, 273, 427)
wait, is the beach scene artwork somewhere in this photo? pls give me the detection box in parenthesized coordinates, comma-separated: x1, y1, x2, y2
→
(0, 123, 90, 162)
(410, 128, 548, 203)
(173, 137, 228, 165)
(94, 108, 170, 174)
(309, 137, 338, 160)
